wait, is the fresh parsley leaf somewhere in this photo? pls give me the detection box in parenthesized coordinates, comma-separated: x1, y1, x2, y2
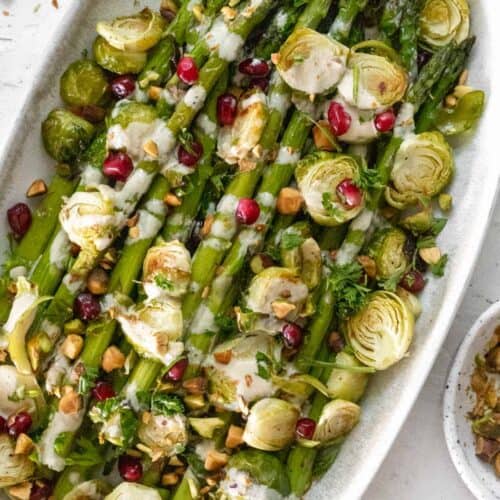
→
(430, 254, 448, 277)
(215, 314, 237, 338)
(178, 128, 196, 155)
(120, 410, 139, 448)
(92, 396, 123, 420)
(151, 393, 185, 416)
(66, 437, 105, 467)
(281, 232, 305, 251)
(77, 365, 99, 395)
(54, 432, 71, 457)
(380, 271, 404, 292)
(416, 235, 436, 249)
(429, 217, 447, 236)
(154, 274, 174, 291)
(256, 352, 272, 380)
(322, 192, 343, 218)
(355, 165, 383, 192)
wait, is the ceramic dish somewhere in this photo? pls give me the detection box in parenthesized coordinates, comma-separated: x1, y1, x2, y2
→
(0, 1, 499, 498)
(444, 301, 500, 500)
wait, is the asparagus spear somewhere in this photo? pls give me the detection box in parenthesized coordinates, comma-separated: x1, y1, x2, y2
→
(379, 0, 406, 39)
(399, 0, 420, 78)
(329, 0, 369, 43)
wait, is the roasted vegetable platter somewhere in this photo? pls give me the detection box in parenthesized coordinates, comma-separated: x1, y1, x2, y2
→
(0, 0, 496, 498)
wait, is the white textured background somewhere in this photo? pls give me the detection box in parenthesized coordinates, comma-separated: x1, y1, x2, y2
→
(0, 1, 494, 499)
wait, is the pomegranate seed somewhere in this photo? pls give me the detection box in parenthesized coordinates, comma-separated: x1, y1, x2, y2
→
(118, 454, 143, 482)
(8, 411, 32, 437)
(91, 381, 116, 401)
(110, 75, 136, 100)
(399, 270, 426, 293)
(239, 58, 270, 77)
(74, 293, 101, 321)
(235, 198, 260, 225)
(336, 179, 363, 208)
(327, 101, 352, 136)
(177, 56, 199, 85)
(251, 77, 270, 92)
(166, 358, 188, 382)
(103, 151, 134, 182)
(7, 203, 32, 237)
(296, 418, 316, 440)
(178, 142, 203, 167)
(282, 323, 303, 349)
(30, 480, 53, 500)
(0, 416, 7, 434)
(217, 93, 238, 126)
(374, 109, 396, 133)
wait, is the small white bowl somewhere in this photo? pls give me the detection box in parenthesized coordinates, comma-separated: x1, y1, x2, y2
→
(443, 302, 500, 500)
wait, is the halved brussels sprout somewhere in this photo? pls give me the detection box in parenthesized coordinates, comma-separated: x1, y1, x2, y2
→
(0, 434, 35, 487)
(64, 479, 112, 500)
(366, 228, 409, 280)
(345, 291, 414, 370)
(116, 299, 184, 367)
(435, 90, 485, 136)
(385, 131, 454, 209)
(243, 398, 299, 451)
(244, 267, 309, 322)
(143, 241, 192, 300)
(204, 335, 280, 412)
(108, 101, 158, 129)
(42, 109, 95, 162)
(312, 399, 361, 445)
(138, 413, 188, 458)
(399, 207, 434, 234)
(97, 9, 166, 52)
(59, 190, 118, 253)
(218, 450, 290, 497)
(326, 352, 370, 402)
(419, 0, 470, 50)
(396, 286, 423, 318)
(337, 52, 408, 111)
(276, 27, 349, 95)
(295, 152, 365, 226)
(189, 417, 225, 439)
(60, 59, 109, 107)
(93, 36, 148, 75)
(217, 90, 268, 167)
(105, 483, 163, 500)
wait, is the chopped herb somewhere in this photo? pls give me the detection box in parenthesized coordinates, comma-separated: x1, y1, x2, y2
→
(154, 274, 174, 291)
(120, 410, 139, 448)
(8, 385, 40, 402)
(355, 165, 383, 192)
(430, 217, 447, 236)
(77, 365, 99, 395)
(151, 393, 185, 416)
(281, 232, 305, 251)
(430, 254, 448, 277)
(416, 235, 436, 249)
(65, 437, 105, 467)
(322, 192, 343, 218)
(178, 128, 196, 155)
(380, 271, 404, 292)
(215, 313, 237, 337)
(256, 351, 281, 380)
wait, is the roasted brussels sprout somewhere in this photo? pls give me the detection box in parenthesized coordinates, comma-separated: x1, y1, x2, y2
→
(419, 0, 470, 50)
(313, 399, 361, 445)
(97, 9, 166, 52)
(64, 479, 112, 499)
(0, 434, 35, 487)
(218, 450, 290, 497)
(337, 52, 408, 111)
(107, 101, 158, 129)
(295, 152, 365, 226)
(93, 36, 148, 75)
(399, 208, 434, 234)
(143, 240, 192, 300)
(366, 228, 409, 280)
(326, 352, 370, 402)
(41, 109, 95, 162)
(345, 291, 415, 370)
(138, 413, 188, 458)
(243, 398, 299, 451)
(60, 59, 109, 106)
(105, 482, 163, 500)
(276, 28, 349, 95)
(385, 132, 454, 209)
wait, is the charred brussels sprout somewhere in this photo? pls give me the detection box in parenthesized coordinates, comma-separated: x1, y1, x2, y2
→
(243, 398, 299, 451)
(419, 0, 470, 50)
(345, 291, 415, 370)
(96, 9, 166, 52)
(41, 109, 95, 162)
(385, 131, 454, 209)
(313, 399, 361, 445)
(295, 152, 365, 227)
(93, 36, 148, 75)
(60, 59, 109, 106)
(276, 27, 349, 96)
(366, 228, 409, 280)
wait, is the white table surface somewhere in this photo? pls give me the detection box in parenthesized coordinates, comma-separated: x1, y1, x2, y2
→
(0, 2, 493, 499)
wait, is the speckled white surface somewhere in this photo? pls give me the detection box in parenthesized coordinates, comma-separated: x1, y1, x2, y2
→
(0, 1, 499, 499)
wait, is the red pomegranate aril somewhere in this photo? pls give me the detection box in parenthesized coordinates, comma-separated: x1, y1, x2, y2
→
(296, 418, 316, 440)
(30, 480, 53, 500)
(7, 203, 32, 237)
(177, 56, 199, 85)
(103, 151, 134, 182)
(110, 75, 136, 100)
(251, 77, 269, 92)
(0, 416, 6, 434)
(239, 58, 270, 77)
(118, 454, 143, 482)
(374, 109, 396, 133)
(8, 411, 32, 437)
(282, 323, 303, 349)
(327, 101, 352, 136)
(178, 142, 203, 167)
(217, 93, 238, 126)
(74, 293, 101, 321)
(336, 179, 363, 208)
(92, 381, 116, 401)
(235, 198, 260, 225)
(399, 270, 426, 293)
(166, 358, 188, 382)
